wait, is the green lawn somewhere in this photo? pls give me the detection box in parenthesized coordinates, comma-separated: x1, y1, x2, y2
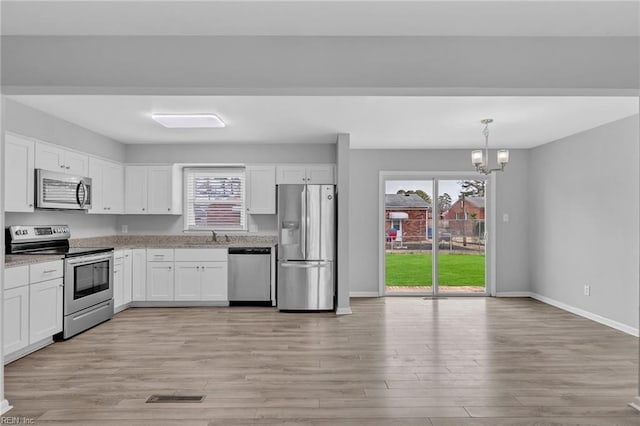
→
(385, 253, 485, 286)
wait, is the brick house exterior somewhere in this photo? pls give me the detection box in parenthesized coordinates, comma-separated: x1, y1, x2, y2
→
(443, 196, 485, 237)
(385, 194, 431, 243)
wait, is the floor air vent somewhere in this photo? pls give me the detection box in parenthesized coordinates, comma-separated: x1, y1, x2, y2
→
(423, 297, 449, 300)
(146, 395, 205, 403)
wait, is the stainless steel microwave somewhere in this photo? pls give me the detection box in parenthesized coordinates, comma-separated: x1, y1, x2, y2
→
(36, 169, 92, 210)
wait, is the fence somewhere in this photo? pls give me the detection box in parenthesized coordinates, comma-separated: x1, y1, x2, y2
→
(385, 218, 485, 253)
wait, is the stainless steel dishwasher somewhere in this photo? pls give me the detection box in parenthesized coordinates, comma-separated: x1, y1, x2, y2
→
(228, 247, 272, 305)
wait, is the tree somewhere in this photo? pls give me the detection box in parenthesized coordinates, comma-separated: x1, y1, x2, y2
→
(396, 189, 432, 205)
(437, 193, 452, 213)
(459, 179, 486, 197)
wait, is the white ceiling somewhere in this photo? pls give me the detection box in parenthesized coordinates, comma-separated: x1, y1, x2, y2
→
(2, 1, 637, 37)
(9, 95, 638, 149)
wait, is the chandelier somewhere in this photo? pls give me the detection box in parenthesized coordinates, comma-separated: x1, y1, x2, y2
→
(471, 119, 509, 175)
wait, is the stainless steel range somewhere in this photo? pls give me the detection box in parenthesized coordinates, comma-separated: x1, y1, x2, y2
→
(6, 225, 114, 339)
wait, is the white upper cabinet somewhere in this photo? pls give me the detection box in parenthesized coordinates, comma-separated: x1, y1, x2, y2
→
(4, 133, 35, 212)
(148, 166, 172, 214)
(89, 157, 124, 214)
(306, 165, 335, 184)
(276, 164, 335, 184)
(35, 142, 88, 176)
(125, 165, 182, 215)
(246, 165, 276, 214)
(124, 166, 148, 213)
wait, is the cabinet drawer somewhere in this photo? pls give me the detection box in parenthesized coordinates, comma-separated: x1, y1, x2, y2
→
(174, 248, 227, 262)
(114, 249, 131, 265)
(4, 265, 29, 290)
(147, 249, 174, 262)
(30, 260, 64, 283)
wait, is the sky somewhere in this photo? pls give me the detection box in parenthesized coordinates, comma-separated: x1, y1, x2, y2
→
(385, 180, 468, 201)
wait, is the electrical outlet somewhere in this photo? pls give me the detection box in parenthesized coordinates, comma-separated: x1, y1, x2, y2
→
(503, 213, 509, 223)
(584, 285, 590, 296)
(121, 225, 128, 234)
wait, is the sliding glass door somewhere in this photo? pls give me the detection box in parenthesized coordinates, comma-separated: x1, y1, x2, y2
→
(434, 179, 486, 295)
(383, 175, 488, 296)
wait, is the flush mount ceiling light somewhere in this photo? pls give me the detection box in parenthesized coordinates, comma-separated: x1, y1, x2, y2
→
(151, 114, 226, 128)
(471, 118, 509, 175)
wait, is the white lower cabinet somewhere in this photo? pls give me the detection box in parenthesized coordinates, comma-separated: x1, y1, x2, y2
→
(174, 249, 228, 301)
(146, 262, 174, 301)
(113, 250, 125, 308)
(113, 261, 124, 308)
(123, 250, 133, 304)
(174, 261, 228, 301)
(29, 278, 63, 344)
(132, 249, 147, 301)
(3, 286, 29, 354)
(174, 262, 201, 300)
(4, 262, 64, 362)
(201, 262, 228, 301)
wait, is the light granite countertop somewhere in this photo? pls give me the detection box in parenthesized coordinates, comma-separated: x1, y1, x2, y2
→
(5, 234, 277, 267)
(5, 254, 65, 268)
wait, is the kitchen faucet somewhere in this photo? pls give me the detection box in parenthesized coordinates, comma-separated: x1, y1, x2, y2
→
(211, 230, 217, 242)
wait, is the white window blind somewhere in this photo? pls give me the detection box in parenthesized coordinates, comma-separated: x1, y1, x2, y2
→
(184, 168, 246, 230)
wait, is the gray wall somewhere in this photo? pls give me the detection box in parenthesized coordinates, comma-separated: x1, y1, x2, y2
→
(125, 143, 335, 164)
(3, 36, 638, 95)
(348, 148, 530, 295)
(529, 115, 639, 329)
(4, 99, 125, 237)
(5, 98, 125, 162)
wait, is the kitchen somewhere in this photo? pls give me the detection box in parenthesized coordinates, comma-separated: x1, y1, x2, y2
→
(4, 97, 343, 360)
(1, 0, 640, 423)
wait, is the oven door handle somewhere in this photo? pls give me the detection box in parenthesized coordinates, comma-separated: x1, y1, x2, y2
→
(65, 253, 113, 266)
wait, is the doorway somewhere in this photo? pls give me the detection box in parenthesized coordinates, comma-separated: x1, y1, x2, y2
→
(381, 173, 492, 296)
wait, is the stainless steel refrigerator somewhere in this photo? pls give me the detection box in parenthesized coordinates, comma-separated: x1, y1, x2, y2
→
(277, 184, 336, 311)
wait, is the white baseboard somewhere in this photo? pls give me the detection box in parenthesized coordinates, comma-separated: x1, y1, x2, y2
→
(336, 307, 353, 315)
(0, 399, 12, 415)
(495, 291, 532, 297)
(630, 397, 640, 412)
(350, 292, 379, 298)
(529, 292, 639, 337)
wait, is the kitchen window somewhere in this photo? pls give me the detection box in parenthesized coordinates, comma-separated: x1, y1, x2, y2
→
(184, 167, 246, 231)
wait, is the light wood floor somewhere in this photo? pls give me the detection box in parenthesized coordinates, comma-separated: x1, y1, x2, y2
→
(4, 297, 640, 425)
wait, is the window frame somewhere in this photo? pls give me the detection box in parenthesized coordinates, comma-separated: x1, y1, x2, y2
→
(183, 167, 247, 231)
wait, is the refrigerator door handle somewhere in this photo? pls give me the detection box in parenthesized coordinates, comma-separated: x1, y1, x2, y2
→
(300, 188, 307, 259)
(281, 261, 328, 269)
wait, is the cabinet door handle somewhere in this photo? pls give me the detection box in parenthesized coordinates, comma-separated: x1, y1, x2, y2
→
(43, 269, 57, 273)
(28, 204, 33, 208)
(60, 165, 65, 169)
(167, 208, 171, 211)
(142, 208, 146, 211)
(168, 266, 172, 270)
(66, 166, 71, 170)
